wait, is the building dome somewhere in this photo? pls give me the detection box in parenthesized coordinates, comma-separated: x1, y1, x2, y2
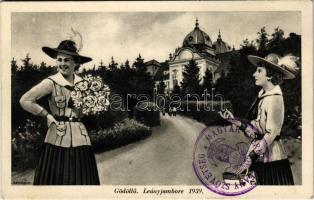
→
(213, 30, 232, 54)
(183, 19, 213, 47)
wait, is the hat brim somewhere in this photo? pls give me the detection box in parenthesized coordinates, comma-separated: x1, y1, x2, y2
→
(42, 47, 92, 64)
(248, 55, 295, 79)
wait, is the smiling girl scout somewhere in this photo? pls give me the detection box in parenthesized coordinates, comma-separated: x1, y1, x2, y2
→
(220, 53, 299, 185)
(19, 40, 100, 185)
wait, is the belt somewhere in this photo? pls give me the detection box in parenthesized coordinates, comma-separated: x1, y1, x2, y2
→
(255, 134, 281, 141)
(54, 116, 81, 122)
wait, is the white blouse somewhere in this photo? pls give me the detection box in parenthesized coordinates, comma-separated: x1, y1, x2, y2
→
(250, 85, 288, 162)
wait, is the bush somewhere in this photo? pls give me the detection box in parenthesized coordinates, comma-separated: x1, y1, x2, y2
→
(81, 101, 128, 132)
(90, 118, 152, 152)
(12, 119, 45, 171)
(282, 107, 302, 138)
(178, 101, 233, 126)
(12, 118, 152, 171)
(133, 102, 160, 127)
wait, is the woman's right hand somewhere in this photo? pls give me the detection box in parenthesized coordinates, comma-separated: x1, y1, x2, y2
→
(218, 109, 241, 127)
(218, 109, 234, 120)
(219, 109, 256, 138)
(47, 114, 57, 127)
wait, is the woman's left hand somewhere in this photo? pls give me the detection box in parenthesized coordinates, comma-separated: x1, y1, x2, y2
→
(247, 139, 267, 156)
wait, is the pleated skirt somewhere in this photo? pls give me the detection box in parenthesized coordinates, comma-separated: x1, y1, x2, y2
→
(33, 143, 100, 185)
(251, 159, 294, 185)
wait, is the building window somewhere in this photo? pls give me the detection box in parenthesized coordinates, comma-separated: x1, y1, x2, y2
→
(172, 69, 178, 86)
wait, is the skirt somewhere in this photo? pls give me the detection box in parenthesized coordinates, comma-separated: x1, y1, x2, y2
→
(250, 159, 294, 185)
(33, 143, 100, 185)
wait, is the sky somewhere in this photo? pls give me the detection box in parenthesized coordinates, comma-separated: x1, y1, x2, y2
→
(12, 12, 301, 69)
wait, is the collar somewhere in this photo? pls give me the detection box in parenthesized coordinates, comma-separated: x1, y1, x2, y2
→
(49, 72, 82, 87)
(258, 85, 282, 98)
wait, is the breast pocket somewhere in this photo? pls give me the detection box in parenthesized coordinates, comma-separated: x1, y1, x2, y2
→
(54, 95, 66, 108)
(56, 124, 67, 137)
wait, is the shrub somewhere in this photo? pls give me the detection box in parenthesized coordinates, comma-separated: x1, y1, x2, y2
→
(282, 108, 302, 138)
(178, 101, 233, 126)
(12, 118, 152, 171)
(90, 118, 152, 152)
(133, 102, 160, 127)
(12, 119, 45, 171)
(81, 106, 128, 132)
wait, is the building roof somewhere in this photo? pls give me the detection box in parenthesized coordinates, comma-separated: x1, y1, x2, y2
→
(182, 19, 213, 48)
(213, 30, 232, 54)
(145, 59, 161, 67)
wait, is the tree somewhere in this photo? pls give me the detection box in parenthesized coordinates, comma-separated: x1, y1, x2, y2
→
(11, 57, 18, 73)
(133, 54, 146, 73)
(108, 57, 118, 71)
(125, 60, 131, 70)
(98, 60, 106, 71)
(267, 27, 285, 52)
(256, 27, 269, 56)
(157, 81, 166, 95)
(21, 54, 32, 69)
(119, 63, 125, 70)
(39, 61, 47, 69)
(284, 33, 301, 57)
(171, 83, 181, 96)
(99, 54, 154, 117)
(180, 59, 201, 96)
(202, 68, 213, 92)
(215, 70, 229, 96)
(223, 42, 258, 117)
(241, 38, 255, 49)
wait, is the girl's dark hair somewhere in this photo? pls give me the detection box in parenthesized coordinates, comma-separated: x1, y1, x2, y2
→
(259, 62, 284, 85)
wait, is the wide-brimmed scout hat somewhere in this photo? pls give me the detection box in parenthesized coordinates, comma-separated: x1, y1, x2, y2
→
(248, 53, 299, 79)
(42, 40, 92, 64)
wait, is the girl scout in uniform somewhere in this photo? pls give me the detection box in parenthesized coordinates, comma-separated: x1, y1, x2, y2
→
(20, 40, 100, 185)
(220, 53, 299, 185)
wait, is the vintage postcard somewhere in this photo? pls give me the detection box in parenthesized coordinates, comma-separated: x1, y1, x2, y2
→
(1, 1, 313, 199)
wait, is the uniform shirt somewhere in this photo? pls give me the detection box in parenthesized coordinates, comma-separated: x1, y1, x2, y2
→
(250, 85, 288, 162)
(20, 72, 92, 148)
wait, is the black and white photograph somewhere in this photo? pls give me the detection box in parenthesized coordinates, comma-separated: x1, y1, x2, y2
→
(1, 1, 313, 199)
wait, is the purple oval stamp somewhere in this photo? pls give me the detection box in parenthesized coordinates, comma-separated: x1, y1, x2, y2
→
(193, 121, 269, 196)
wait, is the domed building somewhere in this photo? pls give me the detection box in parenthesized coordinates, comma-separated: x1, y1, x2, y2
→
(146, 19, 236, 94)
(166, 19, 234, 91)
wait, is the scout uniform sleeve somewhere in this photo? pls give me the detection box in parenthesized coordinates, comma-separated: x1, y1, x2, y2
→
(19, 79, 53, 116)
(254, 95, 284, 155)
(264, 96, 284, 144)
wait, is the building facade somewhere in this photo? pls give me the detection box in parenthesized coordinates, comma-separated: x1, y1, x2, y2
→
(146, 19, 236, 94)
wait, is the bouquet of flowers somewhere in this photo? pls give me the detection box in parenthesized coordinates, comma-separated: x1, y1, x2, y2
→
(70, 74, 110, 115)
